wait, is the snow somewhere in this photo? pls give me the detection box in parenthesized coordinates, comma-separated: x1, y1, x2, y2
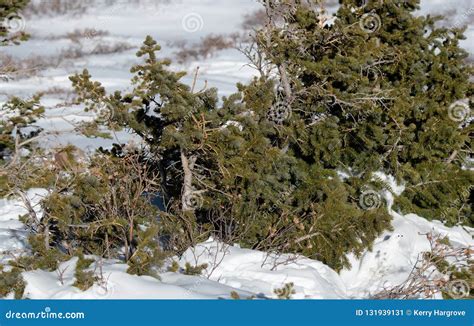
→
(0, 0, 472, 300)
(176, 239, 347, 299)
(0, 189, 47, 265)
(1, 184, 472, 300)
(22, 258, 220, 299)
(341, 213, 472, 298)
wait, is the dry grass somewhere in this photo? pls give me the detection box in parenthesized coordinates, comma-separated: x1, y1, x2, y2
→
(23, 0, 173, 17)
(44, 28, 110, 42)
(0, 38, 134, 81)
(171, 34, 238, 64)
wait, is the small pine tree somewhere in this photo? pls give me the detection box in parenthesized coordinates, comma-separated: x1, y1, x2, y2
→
(69, 35, 392, 271)
(37, 150, 165, 275)
(0, 265, 26, 299)
(0, 96, 46, 197)
(0, 95, 44, 161)
(274, 282, 296, 300)
(12, 233, 66, 272)
(183, 262, 208, 276)
(73, 254, 95, 291)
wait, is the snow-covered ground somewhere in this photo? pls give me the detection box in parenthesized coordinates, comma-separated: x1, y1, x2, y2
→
(0, 0, 472, 300)
(0, 186, 472, 300)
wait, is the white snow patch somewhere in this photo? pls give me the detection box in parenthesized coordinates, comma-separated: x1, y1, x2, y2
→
(0, 189, 47, 265)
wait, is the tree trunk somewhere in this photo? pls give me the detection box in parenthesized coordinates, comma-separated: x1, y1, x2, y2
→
(181, 149, 197, 212)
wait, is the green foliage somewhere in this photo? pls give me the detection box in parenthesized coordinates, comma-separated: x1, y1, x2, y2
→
(0, 95, 44, 161)
(73, 254, 95, 291)
(442, 275, 473, 300)
(0, 94, 48, 197)
(0, 265, 26, 299)
(165, 260, 208, 276)
(229, 291, 257, 300)
(12, 234, 67, 272)
(395, 165, 473, 226)
(274, 282, 296, 299)
(76, 121, 112, 139)
(257, 0, 473, 226)
(167, 261, 180, 273)
(0, 0, 30, 45)
(1, 151, 57, 198)
(183, 262, 208, 276)
(38, 150, 165, 275)
(69, 35, 393, 270)
(127, 224, 165, 278)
